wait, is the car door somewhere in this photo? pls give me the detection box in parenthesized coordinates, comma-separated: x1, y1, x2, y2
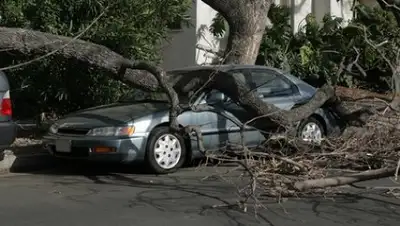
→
(190, 94, 227, 151)
(204, 69, 263, 148)
(193, 69, 244, 150)
(220, 95, 263, 148)
(246, 68, 301, 134)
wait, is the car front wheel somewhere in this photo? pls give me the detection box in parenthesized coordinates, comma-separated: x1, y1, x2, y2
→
(145, 126, 186, 174)
(297, 117, 325, 144)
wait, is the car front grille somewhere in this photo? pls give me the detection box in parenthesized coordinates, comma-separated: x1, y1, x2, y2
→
(57, 128, 90, 136)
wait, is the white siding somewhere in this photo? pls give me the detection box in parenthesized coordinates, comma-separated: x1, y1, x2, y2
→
(291, 0, 313, 33)
(195, 0, 223, 65)
(312, 0, 330, 23)
(330, 0, 354, 23)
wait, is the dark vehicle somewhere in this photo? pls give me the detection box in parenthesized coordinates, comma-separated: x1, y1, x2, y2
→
(0, 71, 16, 150)
(44, 65, 340, 174)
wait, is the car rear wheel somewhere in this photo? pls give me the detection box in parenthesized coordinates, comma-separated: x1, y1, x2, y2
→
(145, 126, 186, 174)
(297, 117, 325, 144)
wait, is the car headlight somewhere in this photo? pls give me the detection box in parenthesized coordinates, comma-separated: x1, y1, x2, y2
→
(86, 126, 135, 137)
(49, 124, 59, 134)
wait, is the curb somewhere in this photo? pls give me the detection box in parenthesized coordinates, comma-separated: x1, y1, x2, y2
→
(0, 150, 58, 174)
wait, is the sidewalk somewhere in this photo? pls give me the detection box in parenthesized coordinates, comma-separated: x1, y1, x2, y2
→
(0, 138, 57, 173)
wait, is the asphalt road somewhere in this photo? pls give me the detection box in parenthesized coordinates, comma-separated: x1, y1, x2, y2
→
(0, 164, 399, 226)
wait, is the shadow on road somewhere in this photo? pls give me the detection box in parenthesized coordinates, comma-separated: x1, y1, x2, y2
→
(20, 160, 281, 225)
(15, 160, 399, 226)
(300, 191, 400, 225)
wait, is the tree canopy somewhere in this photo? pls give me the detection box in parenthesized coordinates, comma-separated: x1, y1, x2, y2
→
(0, 0, 191, 119)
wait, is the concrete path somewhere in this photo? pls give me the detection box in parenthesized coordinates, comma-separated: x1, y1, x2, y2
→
(0, 165, 399, 226)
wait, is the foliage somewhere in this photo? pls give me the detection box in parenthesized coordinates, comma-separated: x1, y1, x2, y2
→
(288, 5, 399, 91)
(210, 4, 399, 93)
(209, 12, 226, 38)
(0, 0, 191, 119)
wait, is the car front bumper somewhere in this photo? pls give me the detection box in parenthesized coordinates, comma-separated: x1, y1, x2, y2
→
(0, 121, 17, 149)
(43, 134, 149, 163)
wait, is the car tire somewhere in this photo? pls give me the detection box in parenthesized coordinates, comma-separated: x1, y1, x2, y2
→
(297, 116, 325, 144)
(145, 126, 187, 174)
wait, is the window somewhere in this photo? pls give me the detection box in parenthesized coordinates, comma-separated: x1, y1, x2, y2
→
(249, 70, 293, 97)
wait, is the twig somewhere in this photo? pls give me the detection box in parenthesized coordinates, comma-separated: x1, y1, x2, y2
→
(196, 44, 223, 57)
(395, 157, 400, 181)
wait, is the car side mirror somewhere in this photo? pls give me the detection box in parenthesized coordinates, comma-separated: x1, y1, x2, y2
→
(206, 91, 226, 104)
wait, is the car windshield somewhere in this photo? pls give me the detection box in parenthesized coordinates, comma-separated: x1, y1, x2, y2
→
(117, 71, 191, 104)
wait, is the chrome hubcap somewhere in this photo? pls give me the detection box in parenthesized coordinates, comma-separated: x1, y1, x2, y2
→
(154, 134, 182, 169)
(301, 122, 323, 144)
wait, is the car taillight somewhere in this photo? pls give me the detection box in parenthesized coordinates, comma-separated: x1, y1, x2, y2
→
(1, 91, 12, 116)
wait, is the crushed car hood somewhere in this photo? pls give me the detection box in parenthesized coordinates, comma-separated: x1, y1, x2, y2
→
(55, 102, 170, 128)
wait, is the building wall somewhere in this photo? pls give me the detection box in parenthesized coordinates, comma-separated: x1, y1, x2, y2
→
(160, 0, 222, 70)
(291, 0, 354, 32)
(195, 0, 225, 65)
(330, 0, 354, 23)
(160, 2, 197, 70)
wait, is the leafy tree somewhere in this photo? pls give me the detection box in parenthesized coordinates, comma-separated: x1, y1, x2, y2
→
(0, 0, 191, 119)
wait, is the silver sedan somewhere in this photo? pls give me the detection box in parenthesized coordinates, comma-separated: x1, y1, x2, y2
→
(44, 65, 339, 174)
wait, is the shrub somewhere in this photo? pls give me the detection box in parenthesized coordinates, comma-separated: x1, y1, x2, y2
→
(211, 4, 399, 93)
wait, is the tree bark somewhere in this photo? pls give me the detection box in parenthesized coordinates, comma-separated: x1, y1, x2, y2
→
(202, 0, 272, 64)
(0, 26, 371, 132)
(0, 27, 161, 91)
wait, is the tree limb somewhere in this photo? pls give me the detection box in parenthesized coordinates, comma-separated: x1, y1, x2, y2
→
(294, 167, 396, 191)
(0, 26, 372, 133)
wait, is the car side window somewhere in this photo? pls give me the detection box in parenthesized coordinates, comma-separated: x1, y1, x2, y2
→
(249, 69, 293, 98)
(204, 69, 249, 104)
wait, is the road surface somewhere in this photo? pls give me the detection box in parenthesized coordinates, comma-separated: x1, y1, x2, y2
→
(0, 165, 399, 226)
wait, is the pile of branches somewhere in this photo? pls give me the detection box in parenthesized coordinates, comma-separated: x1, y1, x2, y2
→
(207, 100, 400, 198)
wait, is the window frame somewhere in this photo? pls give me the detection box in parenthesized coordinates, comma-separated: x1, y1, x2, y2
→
(247, 69, 298, 98)
(202, 69, 249, 105)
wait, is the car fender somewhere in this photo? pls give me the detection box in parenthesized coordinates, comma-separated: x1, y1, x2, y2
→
(303, 107, 341, 136)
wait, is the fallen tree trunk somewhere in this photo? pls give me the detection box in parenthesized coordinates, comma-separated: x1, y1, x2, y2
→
(0, 27, 357, 131)
(294, 167, 396, 191)
(0, 27, 161, 91)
